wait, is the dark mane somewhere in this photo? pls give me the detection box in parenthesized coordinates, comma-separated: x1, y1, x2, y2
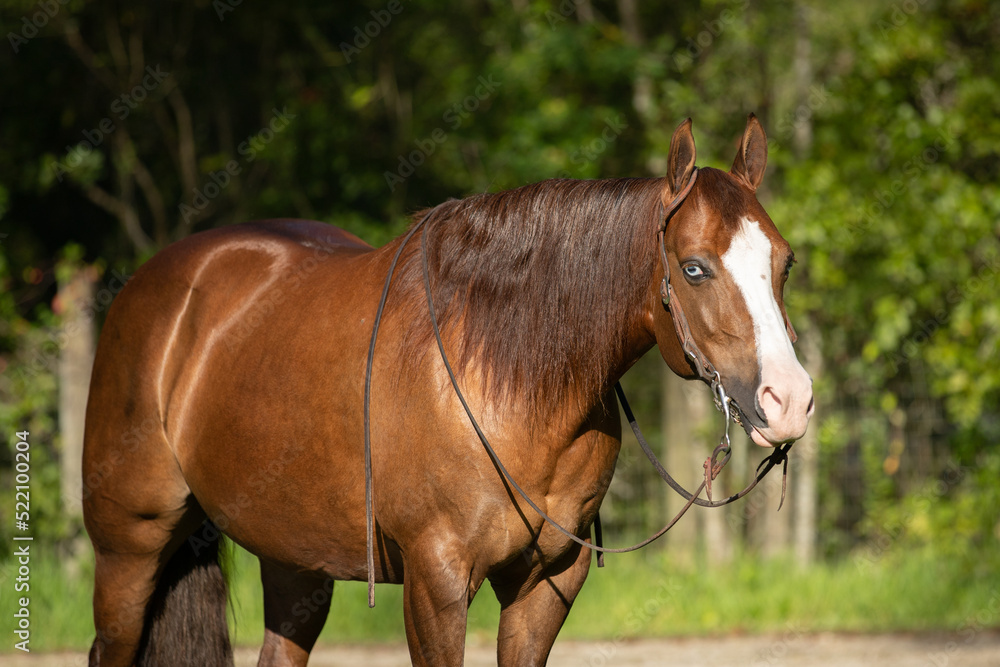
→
(390, 176, 664, 410)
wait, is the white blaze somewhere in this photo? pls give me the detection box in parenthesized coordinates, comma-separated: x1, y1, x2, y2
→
(721, 217, 812, 445)
(721, 218, 795, 370)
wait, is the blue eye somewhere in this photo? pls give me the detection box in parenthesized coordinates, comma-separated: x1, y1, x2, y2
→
(683, 264, 706, 279)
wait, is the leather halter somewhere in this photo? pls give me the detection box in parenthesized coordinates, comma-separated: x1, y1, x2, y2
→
(657, 168, 798, 432)
(643, 167, 792, 508)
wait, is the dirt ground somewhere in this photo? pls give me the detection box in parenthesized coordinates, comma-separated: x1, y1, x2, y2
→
(12, 631, 1000, 666)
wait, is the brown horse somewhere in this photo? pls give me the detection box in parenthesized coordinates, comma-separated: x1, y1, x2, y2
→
(82, 115, 813, 666)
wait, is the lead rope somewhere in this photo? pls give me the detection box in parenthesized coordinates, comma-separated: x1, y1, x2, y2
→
(614, 383, 792, 509)
(363, 209, 437, 607)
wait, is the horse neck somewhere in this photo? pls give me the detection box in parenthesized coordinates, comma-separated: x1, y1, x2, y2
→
(390, 177, 663, 425)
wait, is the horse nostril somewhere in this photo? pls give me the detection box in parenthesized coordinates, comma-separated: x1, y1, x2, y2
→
(758, 386, 783, 420)
(807, 395, 815, 417)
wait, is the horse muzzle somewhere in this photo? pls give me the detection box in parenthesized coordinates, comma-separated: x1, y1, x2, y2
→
(750, 368, 815, 447)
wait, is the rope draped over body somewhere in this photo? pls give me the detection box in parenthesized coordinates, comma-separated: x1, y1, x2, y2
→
(362, 171, 793, 607)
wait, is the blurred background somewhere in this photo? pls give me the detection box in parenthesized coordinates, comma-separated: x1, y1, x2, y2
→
(1, 0, 999, 652)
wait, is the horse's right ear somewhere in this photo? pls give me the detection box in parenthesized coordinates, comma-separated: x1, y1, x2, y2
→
(730, 113, 767, 192)
(661, 118, 697, 207)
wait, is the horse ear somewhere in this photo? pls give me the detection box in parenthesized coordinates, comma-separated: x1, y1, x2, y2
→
(730, 113, 768, 191)
(662, 118, 697, 206)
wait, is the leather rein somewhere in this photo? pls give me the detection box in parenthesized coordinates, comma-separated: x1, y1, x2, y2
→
(362, 170, 792, 606)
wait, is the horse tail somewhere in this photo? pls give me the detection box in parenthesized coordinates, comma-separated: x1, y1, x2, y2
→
(136, 523, 234, 667)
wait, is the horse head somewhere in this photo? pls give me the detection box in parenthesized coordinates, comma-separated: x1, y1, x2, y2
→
(649, 115, 814, 447)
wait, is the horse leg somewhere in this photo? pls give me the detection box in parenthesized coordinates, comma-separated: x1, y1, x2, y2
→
(257, 560, 332, 667)
(89, 548, 161, 666)
(87, 502, 207, 666)
(491, 540, 592, 667)
(85, 418, 226, 667)
(402, 543, 477, 666)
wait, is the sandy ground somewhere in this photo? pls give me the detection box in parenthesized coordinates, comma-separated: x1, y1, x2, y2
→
(10, 631, 1000, 666)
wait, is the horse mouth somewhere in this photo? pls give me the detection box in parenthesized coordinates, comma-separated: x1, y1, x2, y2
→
(749, 427, 775, 448)
(728, 399, 776, 448)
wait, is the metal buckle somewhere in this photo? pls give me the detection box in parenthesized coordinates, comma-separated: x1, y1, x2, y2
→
(711, 371, 732, 454)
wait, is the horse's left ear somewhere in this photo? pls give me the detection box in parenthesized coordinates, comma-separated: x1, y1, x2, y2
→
(730, 113, 768, 192)
(661, 118, 697, 207)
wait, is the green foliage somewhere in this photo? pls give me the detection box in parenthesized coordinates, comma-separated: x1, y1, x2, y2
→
(764, 0, 1000, 550)
(0, 243, 66, 557)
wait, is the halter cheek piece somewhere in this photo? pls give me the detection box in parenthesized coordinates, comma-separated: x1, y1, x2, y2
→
(657, 169, 724, 393)
(656, 168, 740, 450)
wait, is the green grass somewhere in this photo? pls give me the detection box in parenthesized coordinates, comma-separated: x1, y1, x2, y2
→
(0, 548, 96, 651)
(3, 542, 998, 652)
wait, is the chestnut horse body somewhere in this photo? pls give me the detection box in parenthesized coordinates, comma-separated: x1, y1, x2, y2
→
(83, 117, 813, 666)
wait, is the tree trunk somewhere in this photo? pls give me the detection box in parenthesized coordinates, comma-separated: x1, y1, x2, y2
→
(662, 368, 734, 562)
(786, 0, 818, 563)
(57, 264, 98, 520)
(792, 2, 814, 159)
(794, 321, 822, 566)
(702, 423, 735, 565)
